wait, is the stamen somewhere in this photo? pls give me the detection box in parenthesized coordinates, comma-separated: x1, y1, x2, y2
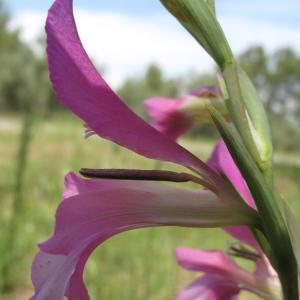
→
(80, 168, 206, 185)
(228, 243, 261, 262)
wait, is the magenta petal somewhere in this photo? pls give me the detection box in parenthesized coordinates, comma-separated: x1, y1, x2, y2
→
(207, 140, 254, 208)
(207, 140, 258, 248)
(31, 173, 251, 300)
(31, 251, 70, 300)
(224, 225, 258, 249)
(177, 274, 239, 300)
(46, 0, 210, 174)
(43, 186, 241, 255)
(31, 239, 96, 300)
(144, 97, 193, 140)
(65, 240, 97, 300)
(254, 254, 279, 284)
(175, 247, 280, 299)
(189, 85, 219, 97)
(62, 171, 158, 199)
(144, 86, 219, 141)
(175, 248, 247, 279)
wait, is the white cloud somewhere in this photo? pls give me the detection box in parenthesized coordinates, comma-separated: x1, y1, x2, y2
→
(10, 12, 45, 48)
(73, 10, 212, 87)
(11, 9, 300, 88)
(220, 16, 300, 52)
(218, 1, 300, 16)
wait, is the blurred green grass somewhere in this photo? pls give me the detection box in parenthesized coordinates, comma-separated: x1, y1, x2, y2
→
(0, 114, 299, 300)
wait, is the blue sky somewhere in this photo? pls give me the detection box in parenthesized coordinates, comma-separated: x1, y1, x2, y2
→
(8, 0, 163, 15)
(8, 0, 300, 28)
(9, 0, 300, 87)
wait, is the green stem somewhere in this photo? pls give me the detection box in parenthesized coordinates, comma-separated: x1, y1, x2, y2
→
(206, 0, 216, 15)
(210, 108, 298, 300)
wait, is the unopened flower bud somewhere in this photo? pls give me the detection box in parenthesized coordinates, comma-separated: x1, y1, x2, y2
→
(144, 86, 229, 140)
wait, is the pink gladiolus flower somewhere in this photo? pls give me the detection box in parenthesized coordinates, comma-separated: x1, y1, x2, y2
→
(146, 88, 281, 300)
(31, 172, 256, 300)
(173, 144, 281, 300)
(142, 69, 282, 300)
(207, 140, 258, 248)
(143, 95, 281, 299)
(143, 81, 260, 249)
(30, 1, 260, 299)
(175, 248, 281, 300)
(144, 86, 228, 140)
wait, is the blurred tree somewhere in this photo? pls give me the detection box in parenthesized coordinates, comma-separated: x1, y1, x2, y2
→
(184, 70, 216, 92)
(0, 0, 19, 48)
(145, 64, 163, 91)
(0, 0, 36, 111)
(117, 63, 180, 116)
(0, 1, 59, 114)
(240, 46, 300, 152)
(0, 45, 36, 111)
(239, 46, 268, 91)
(268, 48, 300, 119)
(239, 46, 300, 121)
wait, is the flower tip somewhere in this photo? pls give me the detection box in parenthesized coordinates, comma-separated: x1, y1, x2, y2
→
(189, 85, 219, 98)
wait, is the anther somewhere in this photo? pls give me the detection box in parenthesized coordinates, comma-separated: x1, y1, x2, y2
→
(228, 243, 261, 262)
(80, 168, 205, 185)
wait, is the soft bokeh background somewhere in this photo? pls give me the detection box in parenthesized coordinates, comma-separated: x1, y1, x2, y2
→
(0, 0, 300, 299)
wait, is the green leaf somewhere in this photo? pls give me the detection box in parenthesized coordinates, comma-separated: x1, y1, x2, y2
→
(160, 0, 233, 68)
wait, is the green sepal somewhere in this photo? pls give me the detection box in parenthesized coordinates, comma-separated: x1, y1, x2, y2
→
(223, 62, 260, 161)
(223, 62, 273, 182)
(209, 107, 298, 300)
(237, 66, 273, 176)
(217, 74, 228, 100)
(160, 0, 233, 68)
